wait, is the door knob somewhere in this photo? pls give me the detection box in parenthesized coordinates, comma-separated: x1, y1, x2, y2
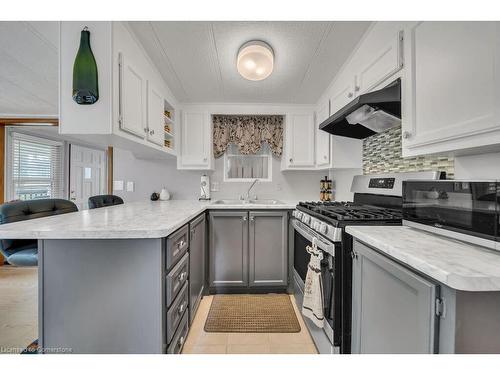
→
(289, 158, 293, 163)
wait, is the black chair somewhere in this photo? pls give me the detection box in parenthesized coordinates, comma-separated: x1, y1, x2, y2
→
(0, 199, 78, 266)
(88, 194, 124, 209)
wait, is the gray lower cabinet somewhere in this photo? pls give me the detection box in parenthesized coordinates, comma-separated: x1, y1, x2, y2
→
(249, 211, 288, 287)
(209, 210, 289, 290)
(189, 214, 206, 323)
(351, 240, 438, 354)
(209, 211, 249, 288)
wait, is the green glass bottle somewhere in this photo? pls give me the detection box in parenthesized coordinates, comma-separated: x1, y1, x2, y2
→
(72, 27, 99, 105)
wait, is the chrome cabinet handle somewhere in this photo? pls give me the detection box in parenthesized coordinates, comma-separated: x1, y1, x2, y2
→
(323, 155, 328, 160)
(250, 216, 255, 222)
(347, 92, 354, 98)
(178, 303, 185, 314)
(150, 130, 155, 135)
(289, 158, 293, 163)
(177, 240, 186, 249)
(178, 271, 187, 282)
(144, 128, 148, 133)
(354, 85, 360, 92)
(177, 336, 185, 348)
(402, 131, 412, 139)
(203, 157, 208, 162)
(242, 216, 247, 221)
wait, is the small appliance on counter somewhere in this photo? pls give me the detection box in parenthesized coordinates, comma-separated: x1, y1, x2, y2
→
(199, 174, 211, 201)
(403, 180, 499, 251)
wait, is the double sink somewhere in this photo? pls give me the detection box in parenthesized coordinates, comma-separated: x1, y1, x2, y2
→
(212, 199, 284, 205)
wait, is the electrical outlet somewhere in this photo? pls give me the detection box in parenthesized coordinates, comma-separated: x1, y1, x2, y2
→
(276, 183, 283, 191)
(211, 181, 220, 192)
(113, 180, 124, 191)
(126, 181, 135, 192)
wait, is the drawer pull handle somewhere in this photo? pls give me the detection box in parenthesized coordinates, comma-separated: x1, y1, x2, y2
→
(178, 303, 185, 314)
(178, 271, 187, 282)
(177, 240, 186, 249)
(177, 336, 185, 348)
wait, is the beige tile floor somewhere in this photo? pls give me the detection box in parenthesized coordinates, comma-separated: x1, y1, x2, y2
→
(182, 294, 318, 354)
(0, 266, 38, 353)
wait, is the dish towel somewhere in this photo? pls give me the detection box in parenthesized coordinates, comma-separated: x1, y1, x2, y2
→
(302, 237, 325, 328)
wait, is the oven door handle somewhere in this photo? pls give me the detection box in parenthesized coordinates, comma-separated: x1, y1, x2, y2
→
(291, 219, 335, 256)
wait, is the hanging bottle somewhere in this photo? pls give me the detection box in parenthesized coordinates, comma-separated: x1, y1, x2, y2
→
(72, 27, 99, 105)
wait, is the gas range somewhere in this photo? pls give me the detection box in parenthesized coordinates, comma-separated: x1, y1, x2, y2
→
(293, 201, 403, 242)
(292, 172, 443, 354)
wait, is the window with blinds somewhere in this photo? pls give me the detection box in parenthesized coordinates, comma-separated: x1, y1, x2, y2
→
(7, 132, 64, 201)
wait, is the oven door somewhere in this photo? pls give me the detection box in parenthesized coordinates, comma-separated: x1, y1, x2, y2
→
(292, 219, 337, 348)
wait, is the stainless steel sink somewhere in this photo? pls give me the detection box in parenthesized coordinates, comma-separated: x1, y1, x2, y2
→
(248, 199, 284, 205)
(212, 199, 283, 205)
(212, 199, 247, 205)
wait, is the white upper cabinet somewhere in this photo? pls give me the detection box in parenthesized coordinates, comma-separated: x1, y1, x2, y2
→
(355, 30, 403, 95)
(59, 22, 177, 159)
(178, 111, 213, 170)
(283, 113, 315, 169)
(315, 101, 331, 169)
(329, 75, 355, 117)
(146, 82, 165, 146)
(402, 21, 500, 156)
(118, 53, 146, 139)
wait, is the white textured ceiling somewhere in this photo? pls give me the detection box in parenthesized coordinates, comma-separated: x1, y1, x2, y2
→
(129, 21, 371, 104)
(0, 21, 59, 117)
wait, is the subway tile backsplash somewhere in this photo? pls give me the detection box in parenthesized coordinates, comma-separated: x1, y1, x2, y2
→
(363, 126, 455, 178)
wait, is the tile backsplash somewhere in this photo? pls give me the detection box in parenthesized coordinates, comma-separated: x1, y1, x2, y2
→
(363, 126, 455, 178)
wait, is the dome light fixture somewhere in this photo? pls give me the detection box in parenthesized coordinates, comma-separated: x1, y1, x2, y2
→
(237, 40, 274, 81)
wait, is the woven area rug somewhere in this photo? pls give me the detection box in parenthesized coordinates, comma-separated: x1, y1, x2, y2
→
(204, 294, 301, 333)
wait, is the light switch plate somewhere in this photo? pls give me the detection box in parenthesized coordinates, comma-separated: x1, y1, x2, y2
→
(113, 180, 124, 191)
(126, 181, 135, 192)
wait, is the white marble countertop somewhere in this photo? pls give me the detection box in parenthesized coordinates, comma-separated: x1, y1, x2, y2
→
(0, 200, 297, 240)
(346, 225, 500, 292)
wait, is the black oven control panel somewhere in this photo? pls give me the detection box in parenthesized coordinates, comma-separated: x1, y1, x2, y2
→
(368, 177, 395, 189)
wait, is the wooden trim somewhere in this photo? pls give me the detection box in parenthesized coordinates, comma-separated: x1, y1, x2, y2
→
(0, 118, 58, 125)
(0, 119, 58, 266)
(107, 146, 113, 194)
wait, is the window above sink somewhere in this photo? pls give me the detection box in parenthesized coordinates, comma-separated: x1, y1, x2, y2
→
(223, 143, 272, 182)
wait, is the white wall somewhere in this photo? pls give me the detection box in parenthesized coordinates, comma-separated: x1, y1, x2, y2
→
(113, 147, 324, 202)
(454, 152, 500, 180)
(329, 168, 363, 202)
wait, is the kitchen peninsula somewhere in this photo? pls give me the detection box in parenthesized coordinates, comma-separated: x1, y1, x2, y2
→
(0, 200, 296, 353)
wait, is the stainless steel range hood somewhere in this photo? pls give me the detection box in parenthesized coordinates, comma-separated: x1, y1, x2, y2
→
(319, 79, 401, 139)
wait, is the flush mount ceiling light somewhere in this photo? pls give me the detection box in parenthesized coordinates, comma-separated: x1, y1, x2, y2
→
(237, 40, 274, 81)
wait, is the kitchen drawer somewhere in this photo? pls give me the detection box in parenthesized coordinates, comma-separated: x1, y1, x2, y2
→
(165, 224, 189, 271)
(166, 282, 189, 344)
(165, 252, 189, 307)
(167, 310, 189, 354)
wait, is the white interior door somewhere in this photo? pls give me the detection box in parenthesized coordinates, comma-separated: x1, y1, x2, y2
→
(70, 145, 107, 210)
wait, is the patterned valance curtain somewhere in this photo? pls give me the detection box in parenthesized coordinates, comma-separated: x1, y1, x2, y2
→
(213, 115, 284, 158)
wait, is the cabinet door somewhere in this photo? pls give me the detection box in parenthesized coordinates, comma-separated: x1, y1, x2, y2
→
(146, 82, 165, 146)
(285, 113, 315, 168)
(355, 30, 403, 95)
(315, 101, 331, 169)
(402, 22, 500, 155)
(351, 240, 438, 354)
(248, 211, 288, 287)
(209, 211, 248, 288)
(329, 79, 355, 116)
(119, 53, 146, 138)
(189, 214, 206, 323)
(179, 111, 211, 169)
